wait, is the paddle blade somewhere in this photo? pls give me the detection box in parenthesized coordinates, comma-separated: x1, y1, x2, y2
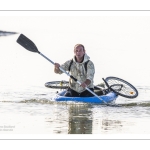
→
(17, 34, 39, 53)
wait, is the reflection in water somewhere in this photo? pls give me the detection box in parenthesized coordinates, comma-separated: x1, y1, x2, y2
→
(68, 104, 93, 134)
(101, 119, 123, 132)
(45, 103, 125, 134)
(44, 103, 93, 134)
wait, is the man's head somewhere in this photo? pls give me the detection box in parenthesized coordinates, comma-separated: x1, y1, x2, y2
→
(74, 44, 85, 60)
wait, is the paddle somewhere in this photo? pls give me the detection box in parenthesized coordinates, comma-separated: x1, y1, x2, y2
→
(16, 34, 117, 106)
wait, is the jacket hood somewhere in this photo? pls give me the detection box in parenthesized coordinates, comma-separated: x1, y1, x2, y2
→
(73, 53, 90, 64)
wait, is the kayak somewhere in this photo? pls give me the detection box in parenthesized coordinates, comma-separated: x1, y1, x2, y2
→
(53, 90, 118, 103)
(44, 77, 138, 104)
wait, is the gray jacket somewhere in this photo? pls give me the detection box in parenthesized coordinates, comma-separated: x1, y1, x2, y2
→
(57, 53, 95, 93)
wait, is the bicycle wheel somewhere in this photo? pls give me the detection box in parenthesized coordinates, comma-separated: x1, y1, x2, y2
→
(45, 81, 69, 89)
(104, 76, 138, 98)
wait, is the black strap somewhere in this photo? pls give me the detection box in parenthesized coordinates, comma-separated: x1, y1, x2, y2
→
(68, 59, 73, 72)
(68, 59, 90, 72)
(84, 60, 90, 72)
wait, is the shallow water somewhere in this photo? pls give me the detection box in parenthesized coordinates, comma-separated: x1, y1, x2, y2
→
(0, 84, 150, 135)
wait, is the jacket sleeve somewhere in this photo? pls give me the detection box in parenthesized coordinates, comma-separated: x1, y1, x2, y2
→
(86, 61, 95, 81)
(57, 60, 72, 74)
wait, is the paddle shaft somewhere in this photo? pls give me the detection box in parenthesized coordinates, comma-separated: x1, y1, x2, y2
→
(39, 52, 107, 104)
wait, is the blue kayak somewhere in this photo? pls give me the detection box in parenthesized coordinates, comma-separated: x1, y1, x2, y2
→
(53, 90, 118, 103)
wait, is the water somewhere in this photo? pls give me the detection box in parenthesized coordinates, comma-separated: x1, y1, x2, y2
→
(0, 84, 150, 135)
(1, 16, 150, 137)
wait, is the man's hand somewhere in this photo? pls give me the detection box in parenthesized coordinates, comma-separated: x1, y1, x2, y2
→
(54, 63, 60, 73)
(80, 82, 87, 88)
(80, 79, 91, 88)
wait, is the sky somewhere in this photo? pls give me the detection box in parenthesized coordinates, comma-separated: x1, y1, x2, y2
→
(0, 11, 150, 87)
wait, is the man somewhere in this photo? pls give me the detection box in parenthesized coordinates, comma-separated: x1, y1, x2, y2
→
(54, 44, 95, 97)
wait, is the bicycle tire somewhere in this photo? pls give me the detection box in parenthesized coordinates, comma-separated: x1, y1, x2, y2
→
(45, 81, 69, 89)
(45, 81, 104, 91)
(105, 76, 138, 98)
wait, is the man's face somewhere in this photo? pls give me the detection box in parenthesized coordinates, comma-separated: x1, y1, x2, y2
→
(74, 46, 85, 59)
